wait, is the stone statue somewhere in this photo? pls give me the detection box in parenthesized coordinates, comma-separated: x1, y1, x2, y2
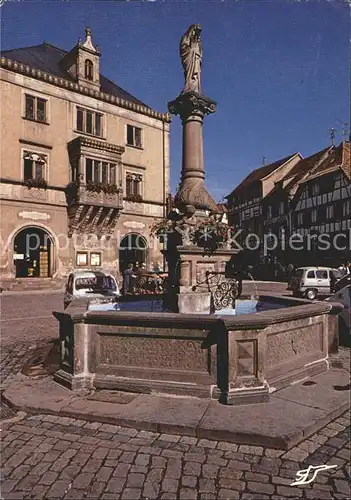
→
(180, 24, 202, 94)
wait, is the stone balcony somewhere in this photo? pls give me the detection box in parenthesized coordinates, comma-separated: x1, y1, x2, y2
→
(66, 182, 123, 236)
(72, 183, 123, 209)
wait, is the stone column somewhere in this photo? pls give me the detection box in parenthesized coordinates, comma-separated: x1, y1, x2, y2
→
(168, 91, 219, 214)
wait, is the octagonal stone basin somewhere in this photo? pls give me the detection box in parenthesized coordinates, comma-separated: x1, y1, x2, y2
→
(86, 297, 280, 315)
(53, 295, 343, 405)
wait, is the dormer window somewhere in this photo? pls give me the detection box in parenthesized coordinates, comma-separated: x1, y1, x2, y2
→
(59, 27, 100, 91)
(85, 59, 93, 80)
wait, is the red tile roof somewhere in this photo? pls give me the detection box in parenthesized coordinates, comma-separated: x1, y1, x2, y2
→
(226, 153, 297, 198)
(342, 141, 350, 179)
(283, 147, 331, 191)
(300, 141, 350, 183)
(217, 203, 228, 213)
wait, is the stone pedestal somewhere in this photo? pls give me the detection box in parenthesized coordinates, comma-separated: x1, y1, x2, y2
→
(178, 292, 211, 315)
(164, 244, 239, 314)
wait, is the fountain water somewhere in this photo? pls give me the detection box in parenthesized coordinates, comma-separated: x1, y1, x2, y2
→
(247, 272, 259, 301)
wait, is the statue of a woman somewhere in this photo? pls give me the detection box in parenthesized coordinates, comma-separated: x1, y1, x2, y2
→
(180, 24, 202, 94)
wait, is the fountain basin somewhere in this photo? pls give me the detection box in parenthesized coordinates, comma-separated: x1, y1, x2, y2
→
(53, 295, 343, 405)
(87, 297, 271, 314)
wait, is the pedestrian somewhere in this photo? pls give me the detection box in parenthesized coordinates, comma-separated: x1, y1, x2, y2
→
(122, 263, 136, 294)
(338, 262, 350, 277)
(287, 263, 294, 282)
(330, 270, 337, 294)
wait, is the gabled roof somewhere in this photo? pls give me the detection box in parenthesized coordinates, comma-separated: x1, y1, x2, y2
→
(282, 147, 332, 192)
(1, 43, 150, 108)
(226, 153, 298, 198)
(217, 203, 228, 213)
(301, 141, 350, 183)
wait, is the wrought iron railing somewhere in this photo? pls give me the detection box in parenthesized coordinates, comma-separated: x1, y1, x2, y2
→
(195, 271, 241, 310)
(124, 273, 168, 295)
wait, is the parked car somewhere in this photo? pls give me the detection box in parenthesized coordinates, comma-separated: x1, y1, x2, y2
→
(287, 266, 342, 300)
(64, 270, 120, 309)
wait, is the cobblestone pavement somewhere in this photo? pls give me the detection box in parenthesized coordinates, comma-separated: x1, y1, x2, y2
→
(0, 292, 62, 349)
(1, 289, 350, 499)
(1, 412, 350, 500)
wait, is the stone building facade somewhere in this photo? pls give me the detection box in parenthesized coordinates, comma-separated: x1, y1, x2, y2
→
(0, 28, 171, 283)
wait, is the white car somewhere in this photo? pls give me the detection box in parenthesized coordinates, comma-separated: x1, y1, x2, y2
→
(64, 270, 120, 309)
(287, 266, 342, 300)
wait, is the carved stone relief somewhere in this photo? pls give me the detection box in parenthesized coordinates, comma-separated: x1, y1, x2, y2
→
(18, 211, 51, 221)
(196, 263, 215, 288)
(267, 323, 323, 368)
(123, 221, 145, 229)
(22, 187, 48, 201)
(98, 334, 209, 372)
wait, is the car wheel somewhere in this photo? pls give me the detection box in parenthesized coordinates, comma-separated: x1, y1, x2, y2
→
(305, 288, 317, 300)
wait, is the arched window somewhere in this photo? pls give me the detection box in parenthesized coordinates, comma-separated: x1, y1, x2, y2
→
(84, 59, 93, 81)
(119, 233, 148, 273)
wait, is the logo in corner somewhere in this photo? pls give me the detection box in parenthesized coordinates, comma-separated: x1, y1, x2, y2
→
(291, 464, 338, 486)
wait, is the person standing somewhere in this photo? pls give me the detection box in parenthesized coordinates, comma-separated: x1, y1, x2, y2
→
(338, 262, 350, 277)
(122, 263, 135, 294)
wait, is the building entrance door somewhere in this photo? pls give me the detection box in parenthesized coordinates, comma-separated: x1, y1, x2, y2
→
(14, 227, 52, 278)
(119, 233, 147, 273)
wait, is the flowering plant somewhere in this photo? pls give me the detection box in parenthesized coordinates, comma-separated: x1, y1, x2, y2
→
(86, 181, 120, 195)
(24, 177, 48, 190)
(191, 219, 235, 252)
(125, 193, 143, 202)
(150, 218, 175, 238)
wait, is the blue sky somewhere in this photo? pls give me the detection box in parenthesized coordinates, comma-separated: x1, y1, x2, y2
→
(1, 0, 349, 201)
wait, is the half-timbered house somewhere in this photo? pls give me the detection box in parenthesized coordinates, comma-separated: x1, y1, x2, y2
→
(291, 141, 350, 266)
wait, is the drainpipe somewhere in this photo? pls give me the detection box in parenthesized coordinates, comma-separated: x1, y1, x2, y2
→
(288, 194, 293, 264)
(162, 120, 166, 219)
(162, 120, 167, 271)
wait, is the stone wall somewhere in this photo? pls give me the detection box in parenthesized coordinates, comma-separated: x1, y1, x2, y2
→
(0, 66, 170, 280)
(54, 297, 343, 405)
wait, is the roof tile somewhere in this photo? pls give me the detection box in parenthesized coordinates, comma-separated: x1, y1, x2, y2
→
(1, 43, 151, 109)
(226, 153, 297, 198)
